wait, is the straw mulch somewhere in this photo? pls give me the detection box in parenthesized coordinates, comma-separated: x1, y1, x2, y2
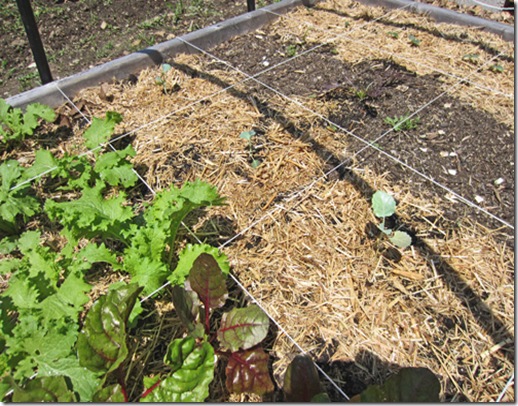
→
(70, 0, 514, 401)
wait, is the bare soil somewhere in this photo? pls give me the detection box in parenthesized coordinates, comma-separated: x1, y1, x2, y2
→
(0, 0, 513, 98)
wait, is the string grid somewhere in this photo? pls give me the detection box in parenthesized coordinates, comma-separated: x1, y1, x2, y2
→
(5, 0, 513, 401)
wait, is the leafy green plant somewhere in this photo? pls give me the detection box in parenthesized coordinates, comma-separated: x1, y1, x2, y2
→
(350, 367, 440, 401)
(462, 53, 480, 65)
(489, 63, 504, 73)
(408, 34, 421, 47)
(0, 99, 55, 144)
(155, 63, 180, 95)
(0, 160, 40, 236)
(384, 114, 420, 132)
(239, 130, 261, 168)
(371, 190, 412, 249)
(283, 355, 329, 401)
(286, 44, 298, 58)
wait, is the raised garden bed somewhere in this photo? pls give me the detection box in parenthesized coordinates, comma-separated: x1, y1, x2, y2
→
(0, 0, 514, 402)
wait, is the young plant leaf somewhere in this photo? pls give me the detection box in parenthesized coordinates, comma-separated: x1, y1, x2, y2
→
(77, 283, 142, 375)
(83, 111, 123, 151)
(283, 355, 324, 402)
(239, 130, 256, 141)
(93, 384, 126, 402)
(357, 367, 440, 402)
(94, 144, 138, 188)
(169, 243, 230, 286)
(141, 337, 214, 402)
(186, 253, 228, 310)
(171, 285, 203, 337)
(389, 230, 412, 248)
(225, 347, 274, 395)
(11, 376, 75, 402)
(371, 191, 396, 218)
(217, 305, 269, 352)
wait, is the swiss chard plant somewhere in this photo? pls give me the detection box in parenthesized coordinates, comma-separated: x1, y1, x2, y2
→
(4, 250, 274, 402)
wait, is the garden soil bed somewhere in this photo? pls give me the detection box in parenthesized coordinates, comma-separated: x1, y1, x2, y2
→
(2, 0, 514, 402)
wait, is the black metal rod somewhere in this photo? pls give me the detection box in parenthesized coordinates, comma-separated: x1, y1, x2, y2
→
(247, 0, 256, 12)
(15, 0, 53, 85)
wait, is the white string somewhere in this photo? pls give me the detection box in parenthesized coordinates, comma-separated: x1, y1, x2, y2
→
(178, 38, 514, 230)
(496, 372, 515, 402)
(263, 7, 513, 98)
(55, 81, 352, 400)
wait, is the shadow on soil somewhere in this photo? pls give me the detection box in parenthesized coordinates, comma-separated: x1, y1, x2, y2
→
(163, 58, 514, 398)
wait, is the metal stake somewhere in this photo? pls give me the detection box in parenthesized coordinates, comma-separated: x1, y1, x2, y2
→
(15, 0, 53, 85)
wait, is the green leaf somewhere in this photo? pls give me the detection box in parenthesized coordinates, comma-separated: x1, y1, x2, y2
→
(371, 191, 396, 218)
(171, 285, 203, 336)
(239, 130, 256, 141)
(187, 253, 228, 310)
(225, 347, 274, 395)
(37, 356, 101, 402)
(94, 145, 138, 188)
(22, 103, 56, 136)
(141, 337, 214, 402)
(0, 160, 39, 232)
(389, 230, 412, 248)
(83, 111, 123, 151)
(77, 283, 142, 375)
(170, 243, 230, 286)
(93, 384, 126, 402)
(12, 376, 75, 402)
(44, 182, 134, 243)
(358, 367, 440, 402)
(283, 355, 324, 402)
(217, 305, 269, 352)
(24, 149, 58, 180)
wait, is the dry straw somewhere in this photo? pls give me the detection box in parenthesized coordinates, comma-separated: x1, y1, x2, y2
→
(69, 0, 514, 401)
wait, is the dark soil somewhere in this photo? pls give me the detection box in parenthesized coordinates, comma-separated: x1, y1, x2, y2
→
(0, 0, 513, 98)
(208, 32, 514, 242)
(0, 0, 275, 98)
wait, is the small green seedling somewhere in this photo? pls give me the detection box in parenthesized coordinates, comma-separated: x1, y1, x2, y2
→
(371, 190, 412, 249)
(155, 63, 180, 94)
(462, 53, 479, 65)
(286, 44, 298, 58)
(489, 64, 504, 73)
(387, 31, 399, 39)
(408, 34, 421, 47)
(240, 130, 261, 168)
(384, 115, 420, 132)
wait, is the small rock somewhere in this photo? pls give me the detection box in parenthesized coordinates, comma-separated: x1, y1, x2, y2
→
(494, 177, 504, 186)
(100, 21, 108, 30)
(474, 195, 484, 204)
(447, 169, 457, 176)
(27, 62, 36, 69)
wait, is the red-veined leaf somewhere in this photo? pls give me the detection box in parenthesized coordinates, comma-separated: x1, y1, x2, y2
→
(217, 305, 269, 352)
(186, 253, 228, 310)
(225, 347, 274, 395)
(77, 283, 142, 374)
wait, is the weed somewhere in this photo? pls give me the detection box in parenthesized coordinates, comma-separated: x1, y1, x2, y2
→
(17, 71, 40, 92)
(387, 31, 399, 39)
(384, 114, 420, 132)
(286, 44, 298, 57)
